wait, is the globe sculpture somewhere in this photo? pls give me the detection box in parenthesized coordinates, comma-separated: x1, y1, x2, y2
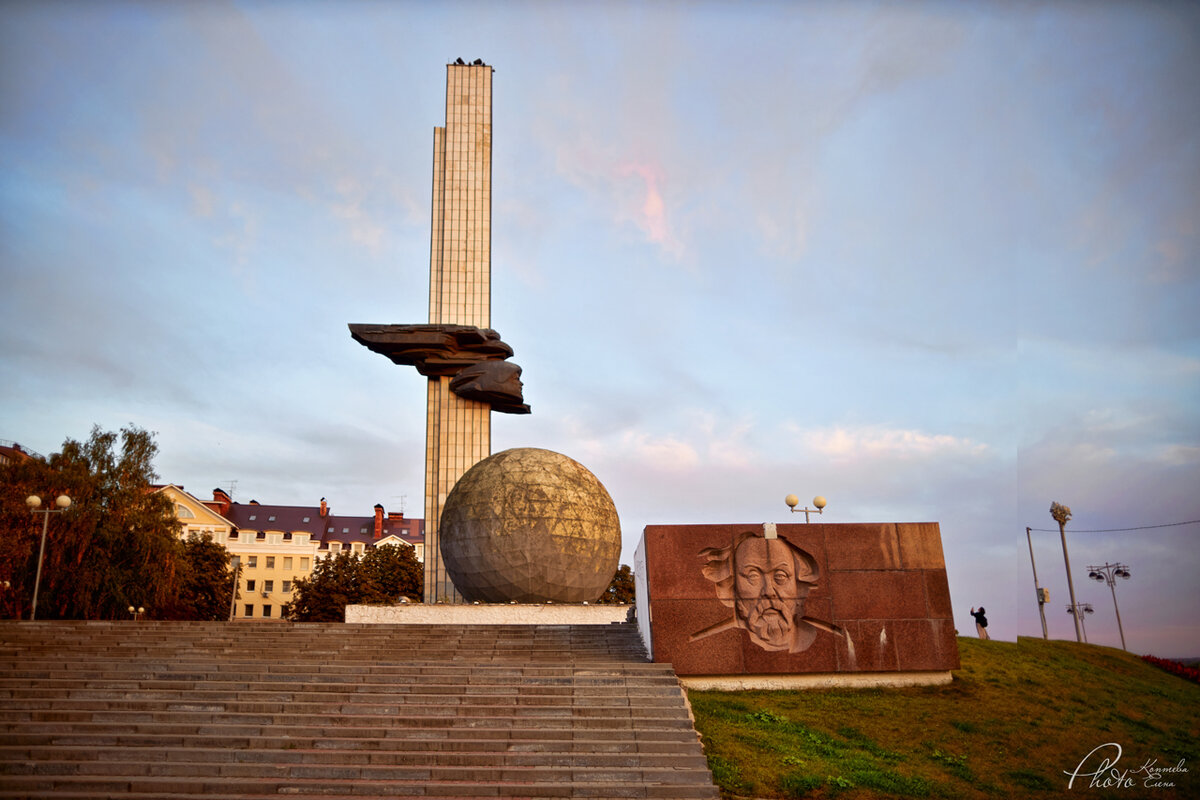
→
(439, 448, 621, 603)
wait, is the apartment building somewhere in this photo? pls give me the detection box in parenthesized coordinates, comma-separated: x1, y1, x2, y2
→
(159, 486, 424, 620)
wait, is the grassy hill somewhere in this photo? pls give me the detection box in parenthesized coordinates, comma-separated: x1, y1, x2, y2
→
(688, 637, 1198, 799)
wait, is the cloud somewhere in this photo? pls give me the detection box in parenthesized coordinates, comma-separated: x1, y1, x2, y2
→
(796, 424, 989, 461)
(615, 161, 682, 257)
(329, 177, 386, 254)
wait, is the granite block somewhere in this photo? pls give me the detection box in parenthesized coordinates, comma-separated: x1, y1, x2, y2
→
(827, 571, 927, 620)
(896, 523, 946, 569)
(822, 524, 902, 571)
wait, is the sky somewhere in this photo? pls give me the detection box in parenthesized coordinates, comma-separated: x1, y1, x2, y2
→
(2, 1, 1197, 656)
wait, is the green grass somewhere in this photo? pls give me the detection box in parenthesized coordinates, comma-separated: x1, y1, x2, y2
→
(688, 636, 1199, 799)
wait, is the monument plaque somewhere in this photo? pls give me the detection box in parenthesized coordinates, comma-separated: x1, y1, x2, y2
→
(638, 522, 959, 686)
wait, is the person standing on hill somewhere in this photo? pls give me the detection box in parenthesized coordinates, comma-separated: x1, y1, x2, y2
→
(970, 607, 989, 640)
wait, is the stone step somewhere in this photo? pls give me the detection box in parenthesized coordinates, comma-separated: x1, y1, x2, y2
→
(0, 774, 718, 799)
(0, 620, 717, 799)
(0, 685, 687, 704)
(0, 729, 701, 752)
(0, 743, 710, 769)
(0, 698, 694, 720)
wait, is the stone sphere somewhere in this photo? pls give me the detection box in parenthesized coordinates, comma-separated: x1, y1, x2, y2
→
(440, 448, 621, 603)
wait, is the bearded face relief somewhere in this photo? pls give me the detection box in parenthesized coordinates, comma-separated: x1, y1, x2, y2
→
(733, 536, 812, 650)
(693, 530, 838, 653)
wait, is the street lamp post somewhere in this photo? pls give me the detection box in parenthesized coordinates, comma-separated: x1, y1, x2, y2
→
(1088, 563, 1131, 651)
(785, 494, 827, 522)
(1066, 602, 1094, 643)
(228, 556, 241, 622)
(1051, 502, 1082, 643)
(127, 605, 144, 621)
(1026, 527, 1049, 639)
(25, 494, 71, 621)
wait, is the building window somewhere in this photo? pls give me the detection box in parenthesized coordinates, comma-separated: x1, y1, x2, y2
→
(353, 543, 364, 554)
(247, 556, 257, 568)
(330, 542, 340, 553)
(360, 526, 368, 534)
(327, 526, 334, 533)
(268, 515, 277, 522)
(228, 531, 238, 540)
(283, 580, 292, 593)
(342, 527, 350, 534)
(244, 604, 254, 617)
(266, 556, 275, 569)
(302, 516, 311, 523)
(264, 580, 274, 593)
(262, 605, 271, 618)
(249, 514, 256, 521)
(301, 558, 310, 571)
(283, 532, 292, 541)
(256, 531, 265, 540)
(246, 579, 256, 592)
(283, 557, 293, 569)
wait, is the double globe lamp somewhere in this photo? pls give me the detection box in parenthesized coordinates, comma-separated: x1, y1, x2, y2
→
(25, 494, 72, 621)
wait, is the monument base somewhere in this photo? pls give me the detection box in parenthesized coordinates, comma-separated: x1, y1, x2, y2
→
(345, 603, 630, 625)
(680, 670, 953, 691)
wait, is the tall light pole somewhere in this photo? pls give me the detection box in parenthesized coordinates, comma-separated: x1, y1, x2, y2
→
(1088, 563, 1131, 651)
(1066, 602, 1094, 643)
(1051, 502, 1082, 642)
(1026, 527, 1049, 639)
(785, 494, 826, 522)
(228, 555, 241, 622)
(25, 494, 71, 621)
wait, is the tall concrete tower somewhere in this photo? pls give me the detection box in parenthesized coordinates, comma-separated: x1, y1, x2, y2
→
(351, 61, 528, 604)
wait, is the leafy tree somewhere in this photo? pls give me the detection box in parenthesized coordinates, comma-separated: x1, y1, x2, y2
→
(0, 425, 229, 620)
(285, 543, 423, 621)
(359, 542, 424, 604)
(598, 564, 635, 604)
(163, 533, 236, 621)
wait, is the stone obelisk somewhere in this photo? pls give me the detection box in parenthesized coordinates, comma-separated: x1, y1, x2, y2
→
(423, 62, 493, 603)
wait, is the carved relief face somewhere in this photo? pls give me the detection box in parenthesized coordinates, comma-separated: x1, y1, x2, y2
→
(733, 536, 813, 649)
(448, 361, 529, 413)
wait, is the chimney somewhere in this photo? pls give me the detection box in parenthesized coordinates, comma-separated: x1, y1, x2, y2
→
(374, 504, 384, 539)
(387, 511, 405, 522)
(319, 497, 328, 518)
(212, 488, 232, 516)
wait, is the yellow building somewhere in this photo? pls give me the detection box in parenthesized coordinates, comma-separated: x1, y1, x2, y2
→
(159, 486, 424, 620)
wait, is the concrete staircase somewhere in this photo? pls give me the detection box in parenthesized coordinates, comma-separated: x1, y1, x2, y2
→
(0, 620, 717, 799)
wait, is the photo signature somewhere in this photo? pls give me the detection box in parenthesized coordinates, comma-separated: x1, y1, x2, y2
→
(1065, 743, 1189, 790)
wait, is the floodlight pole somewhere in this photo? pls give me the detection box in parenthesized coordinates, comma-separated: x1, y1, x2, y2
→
(1026, 527, 1048, 639)
(1051, 503, 1083, 643)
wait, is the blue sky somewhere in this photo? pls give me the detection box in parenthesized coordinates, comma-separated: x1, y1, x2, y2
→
(2, 1, 1197, 655)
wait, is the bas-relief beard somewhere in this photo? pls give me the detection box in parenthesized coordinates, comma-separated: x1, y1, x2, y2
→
(735, 593, 817, 653)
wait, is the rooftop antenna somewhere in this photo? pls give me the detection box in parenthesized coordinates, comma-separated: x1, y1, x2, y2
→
(391, 495, 407, 515)
(223, 480, 238, 499)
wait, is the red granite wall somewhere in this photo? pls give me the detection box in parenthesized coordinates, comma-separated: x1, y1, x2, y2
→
(642, 523, 959, 676)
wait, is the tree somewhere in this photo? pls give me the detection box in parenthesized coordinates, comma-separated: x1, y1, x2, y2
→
(163, 533, 236, 621)
(598, 564, 635, 604)
(0, 425, 223, 620)
(285, 543, 423, 622)
(359, 542, 424, 604)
